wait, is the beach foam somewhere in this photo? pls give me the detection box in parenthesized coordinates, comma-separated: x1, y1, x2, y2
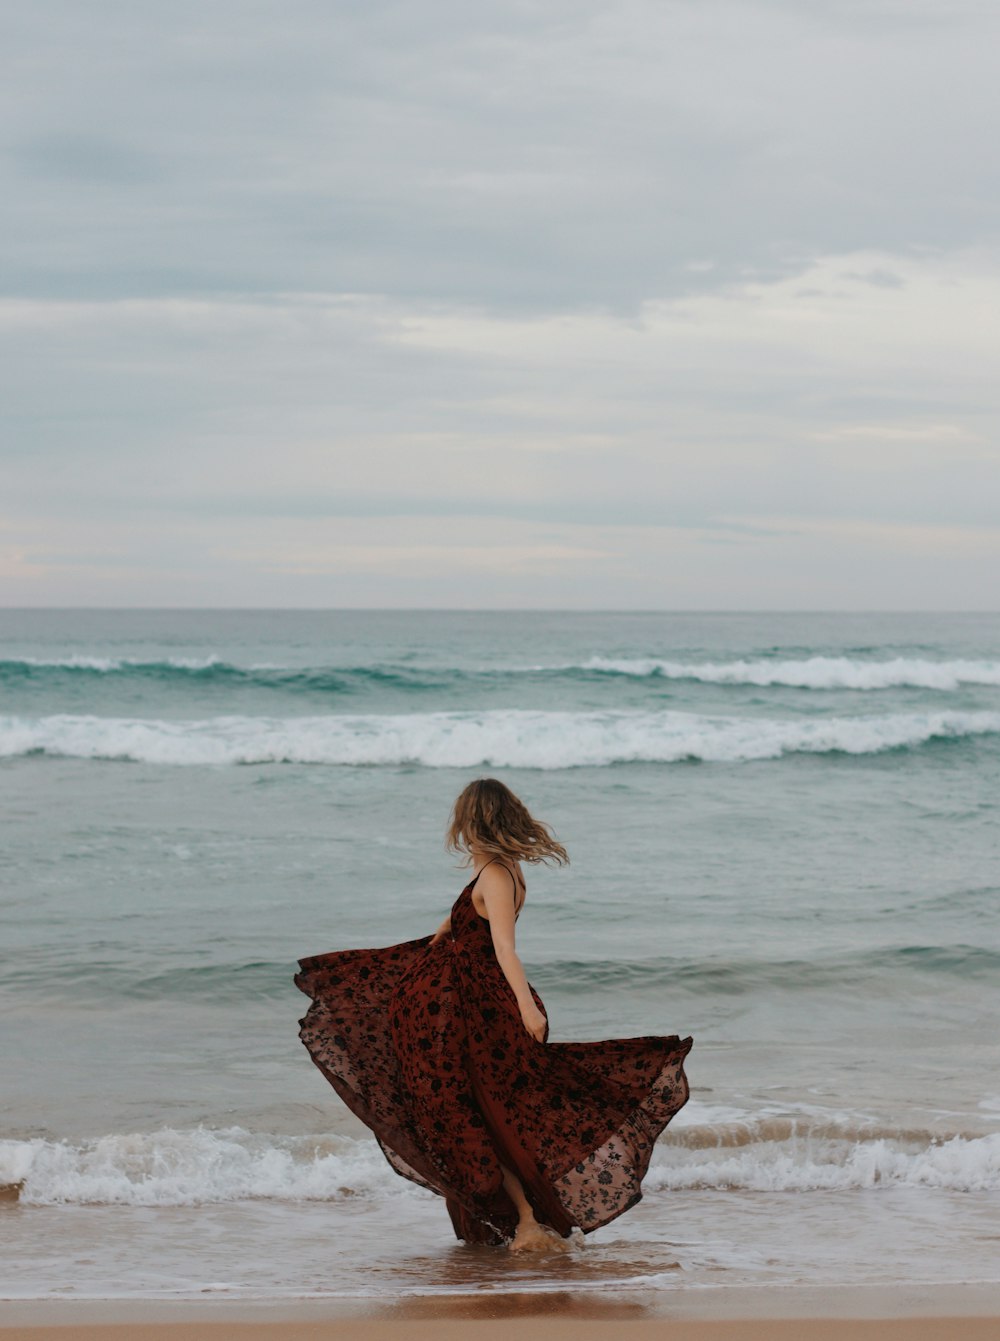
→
(5, 653, 1000, 693)
(647, 1130, 1000, 1193)
(1, 654, 223, 673)
(1, 707, 998, 767)
(5, 1124, 999, 1206)
(1, 1129, 404, 1207)
(574, 656, 1000, 690)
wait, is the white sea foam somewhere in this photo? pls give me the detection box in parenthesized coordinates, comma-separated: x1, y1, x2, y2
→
(647, 1130, 1000, 1193)
(4, 1125, 998, 1206)
(576, 656, 1000, 690)
(0, 1129, 405, 1207)
(7, 654, 222, 672)
(1, 708, 998, 767)
(7, 653, 1000, 690)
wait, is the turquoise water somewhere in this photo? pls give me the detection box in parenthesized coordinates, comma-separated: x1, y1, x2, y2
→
(2, 610, 999, 1298)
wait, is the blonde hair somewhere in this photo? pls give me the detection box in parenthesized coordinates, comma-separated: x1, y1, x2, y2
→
(446, 778, 569, 867)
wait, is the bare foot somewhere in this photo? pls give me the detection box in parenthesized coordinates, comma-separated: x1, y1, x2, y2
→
(509, 1219, 571, 1254)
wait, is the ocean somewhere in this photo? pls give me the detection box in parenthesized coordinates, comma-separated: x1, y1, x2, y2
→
(2, 608, 999, 1301)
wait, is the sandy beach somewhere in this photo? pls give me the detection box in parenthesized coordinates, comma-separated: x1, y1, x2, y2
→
(3, 1322, 1000, 1341)
(4, 1285, 1000, 1341)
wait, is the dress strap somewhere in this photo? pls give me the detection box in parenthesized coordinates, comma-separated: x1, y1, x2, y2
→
(471, 856, 523, 916)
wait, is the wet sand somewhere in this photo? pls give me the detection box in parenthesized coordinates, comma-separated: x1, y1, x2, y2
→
(3, 1285, 1000, 1340)
(2, 1319, 999, 1341)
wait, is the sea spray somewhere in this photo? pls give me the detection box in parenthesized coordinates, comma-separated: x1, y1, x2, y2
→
(5, 1124, 999, 1206)
(2, 708, 999, 767)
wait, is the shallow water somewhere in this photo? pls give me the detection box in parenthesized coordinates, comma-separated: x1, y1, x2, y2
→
(1, 610, 999, 1298)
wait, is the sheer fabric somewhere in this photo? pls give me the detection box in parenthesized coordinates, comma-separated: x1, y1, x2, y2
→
(295, 867, 692, 1244)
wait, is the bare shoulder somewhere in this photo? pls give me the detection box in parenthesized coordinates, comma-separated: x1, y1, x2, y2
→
(471, 860, 526, 918)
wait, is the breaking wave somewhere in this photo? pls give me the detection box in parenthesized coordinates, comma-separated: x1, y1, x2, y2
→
(1, 708, 998, 767)
(574, 656, 1000, 690)
(4, 653, 1000, 694)
(4, 1123, 998, 1206)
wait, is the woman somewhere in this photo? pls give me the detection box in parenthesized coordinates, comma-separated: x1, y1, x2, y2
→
(295, 778, 693, 1252)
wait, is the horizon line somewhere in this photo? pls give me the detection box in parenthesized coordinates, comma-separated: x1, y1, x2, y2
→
(2, 606, 999, 616)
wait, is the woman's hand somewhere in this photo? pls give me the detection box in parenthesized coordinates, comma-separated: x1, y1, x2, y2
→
(429, 917, 451, 946)
(520, 1002, 547, 1043)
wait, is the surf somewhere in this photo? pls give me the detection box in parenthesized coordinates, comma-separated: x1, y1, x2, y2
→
(6, 1123, 999, 1206)
(2, 707, 999, 767)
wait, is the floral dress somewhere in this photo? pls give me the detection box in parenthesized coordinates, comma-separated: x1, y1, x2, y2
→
(295, 859, 693, 1244)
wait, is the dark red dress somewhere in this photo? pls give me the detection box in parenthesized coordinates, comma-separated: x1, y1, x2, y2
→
(294, 862, 693, 1245)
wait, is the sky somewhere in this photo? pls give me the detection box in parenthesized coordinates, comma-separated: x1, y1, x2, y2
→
(2, 0, 998, 609)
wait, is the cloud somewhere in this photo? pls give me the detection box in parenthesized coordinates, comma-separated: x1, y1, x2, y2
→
(235, 539, 614, 578)
(811, 424, 976, 443)
(1, 2, 998, 606)
(5, 508, 998, 610)
(841, 268, 905, 289)
(12, 134, 160, 185)
(5, 1, 1000, 308)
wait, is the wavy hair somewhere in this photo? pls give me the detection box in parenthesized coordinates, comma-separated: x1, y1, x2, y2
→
(446, 778, 569, 867)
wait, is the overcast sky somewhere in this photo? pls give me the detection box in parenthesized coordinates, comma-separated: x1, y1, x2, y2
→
(2, 0, 998, 608)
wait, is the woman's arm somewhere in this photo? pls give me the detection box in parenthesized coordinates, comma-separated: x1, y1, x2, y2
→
(481, 874, 546, 1043)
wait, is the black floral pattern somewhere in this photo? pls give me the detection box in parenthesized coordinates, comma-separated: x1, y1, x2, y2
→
(295, 869, 693, 1244)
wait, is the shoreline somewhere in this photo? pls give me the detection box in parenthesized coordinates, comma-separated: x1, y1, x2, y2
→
(1, 1323, 998, 1341)
(3, 1283, 1000, 1337)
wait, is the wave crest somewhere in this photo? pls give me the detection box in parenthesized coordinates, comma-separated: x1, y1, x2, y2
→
(0, 655, 224, 674)
(4, 1123, 998, 1205)
(647, 1129, 1000, 1193)
(0, 1129, 397, 1207)
(577, 655, 1000, 690)
(1, 708, 998, 768)
(5, 653, 1000, 693)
